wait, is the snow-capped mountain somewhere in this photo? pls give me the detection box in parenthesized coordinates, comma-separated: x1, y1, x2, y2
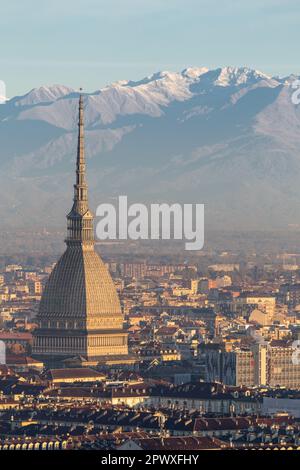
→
(12, 85, 75, 107)
(1, 66, 300, 231)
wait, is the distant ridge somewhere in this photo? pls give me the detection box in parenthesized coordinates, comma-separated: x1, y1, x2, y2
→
(0, 66, 300, 231)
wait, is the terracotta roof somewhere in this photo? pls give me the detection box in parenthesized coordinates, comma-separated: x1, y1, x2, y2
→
(0, 365, 15, 375)
(194, 417, 252, 432)
(0, 332, 32, 340)
(131, 436, 227, 450)
(156, 326, 179, 335)
(6, 355, 43, 365)
(49, 368, 105, 380)
(269, 340, 291, 348)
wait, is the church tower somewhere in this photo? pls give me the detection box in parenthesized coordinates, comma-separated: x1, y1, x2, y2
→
(33, 93, 128, 365)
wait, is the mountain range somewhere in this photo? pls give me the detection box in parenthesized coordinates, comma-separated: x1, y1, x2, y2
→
(1, 66, 300, 233)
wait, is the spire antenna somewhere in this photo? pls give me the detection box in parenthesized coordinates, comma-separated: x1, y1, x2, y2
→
(66, 92, 94, 245)
(76, 90, 85, 191)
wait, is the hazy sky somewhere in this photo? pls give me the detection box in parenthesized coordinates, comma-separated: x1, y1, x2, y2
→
(1, 0, 299, 96)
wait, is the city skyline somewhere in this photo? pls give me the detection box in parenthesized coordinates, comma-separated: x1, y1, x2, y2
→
(1, 0, 300, 457)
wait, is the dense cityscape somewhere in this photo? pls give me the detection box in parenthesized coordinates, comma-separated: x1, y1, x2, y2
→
(2, 0, 300, 464)
(2, 245, 300, 450)
(1, 93, 300, 455)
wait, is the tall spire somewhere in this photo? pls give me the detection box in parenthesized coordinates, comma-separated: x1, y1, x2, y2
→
(74, 91, 88, 214)
(66, 92, 94, 246)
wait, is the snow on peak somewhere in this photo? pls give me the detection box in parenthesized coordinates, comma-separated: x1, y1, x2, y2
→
(14, 84, 74, 107)
(13, 66, 284, 130)
(124, 70, 184, 89)
(182, 67, 209, 79)
(109, 80, 130, 88)
(215, 67, 271, 87)
(140, 70, 182, 84)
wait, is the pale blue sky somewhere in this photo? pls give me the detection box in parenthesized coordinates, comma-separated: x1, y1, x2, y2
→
(1, 0, 299, 96)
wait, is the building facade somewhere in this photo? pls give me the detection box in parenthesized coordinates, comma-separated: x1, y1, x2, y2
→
(205, 340, 300, 389)
(33, 94, 128, 365)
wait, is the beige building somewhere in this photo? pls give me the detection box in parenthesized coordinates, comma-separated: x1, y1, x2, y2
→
(48, 368, 106, 384)
(249, 308, 272, 326)
(268, 340, 300, 389)
(235, 294, 276, 317)
(33, 95, 128, 365)
(252, 343, 268, 386)
(205, 339, 300, 389)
